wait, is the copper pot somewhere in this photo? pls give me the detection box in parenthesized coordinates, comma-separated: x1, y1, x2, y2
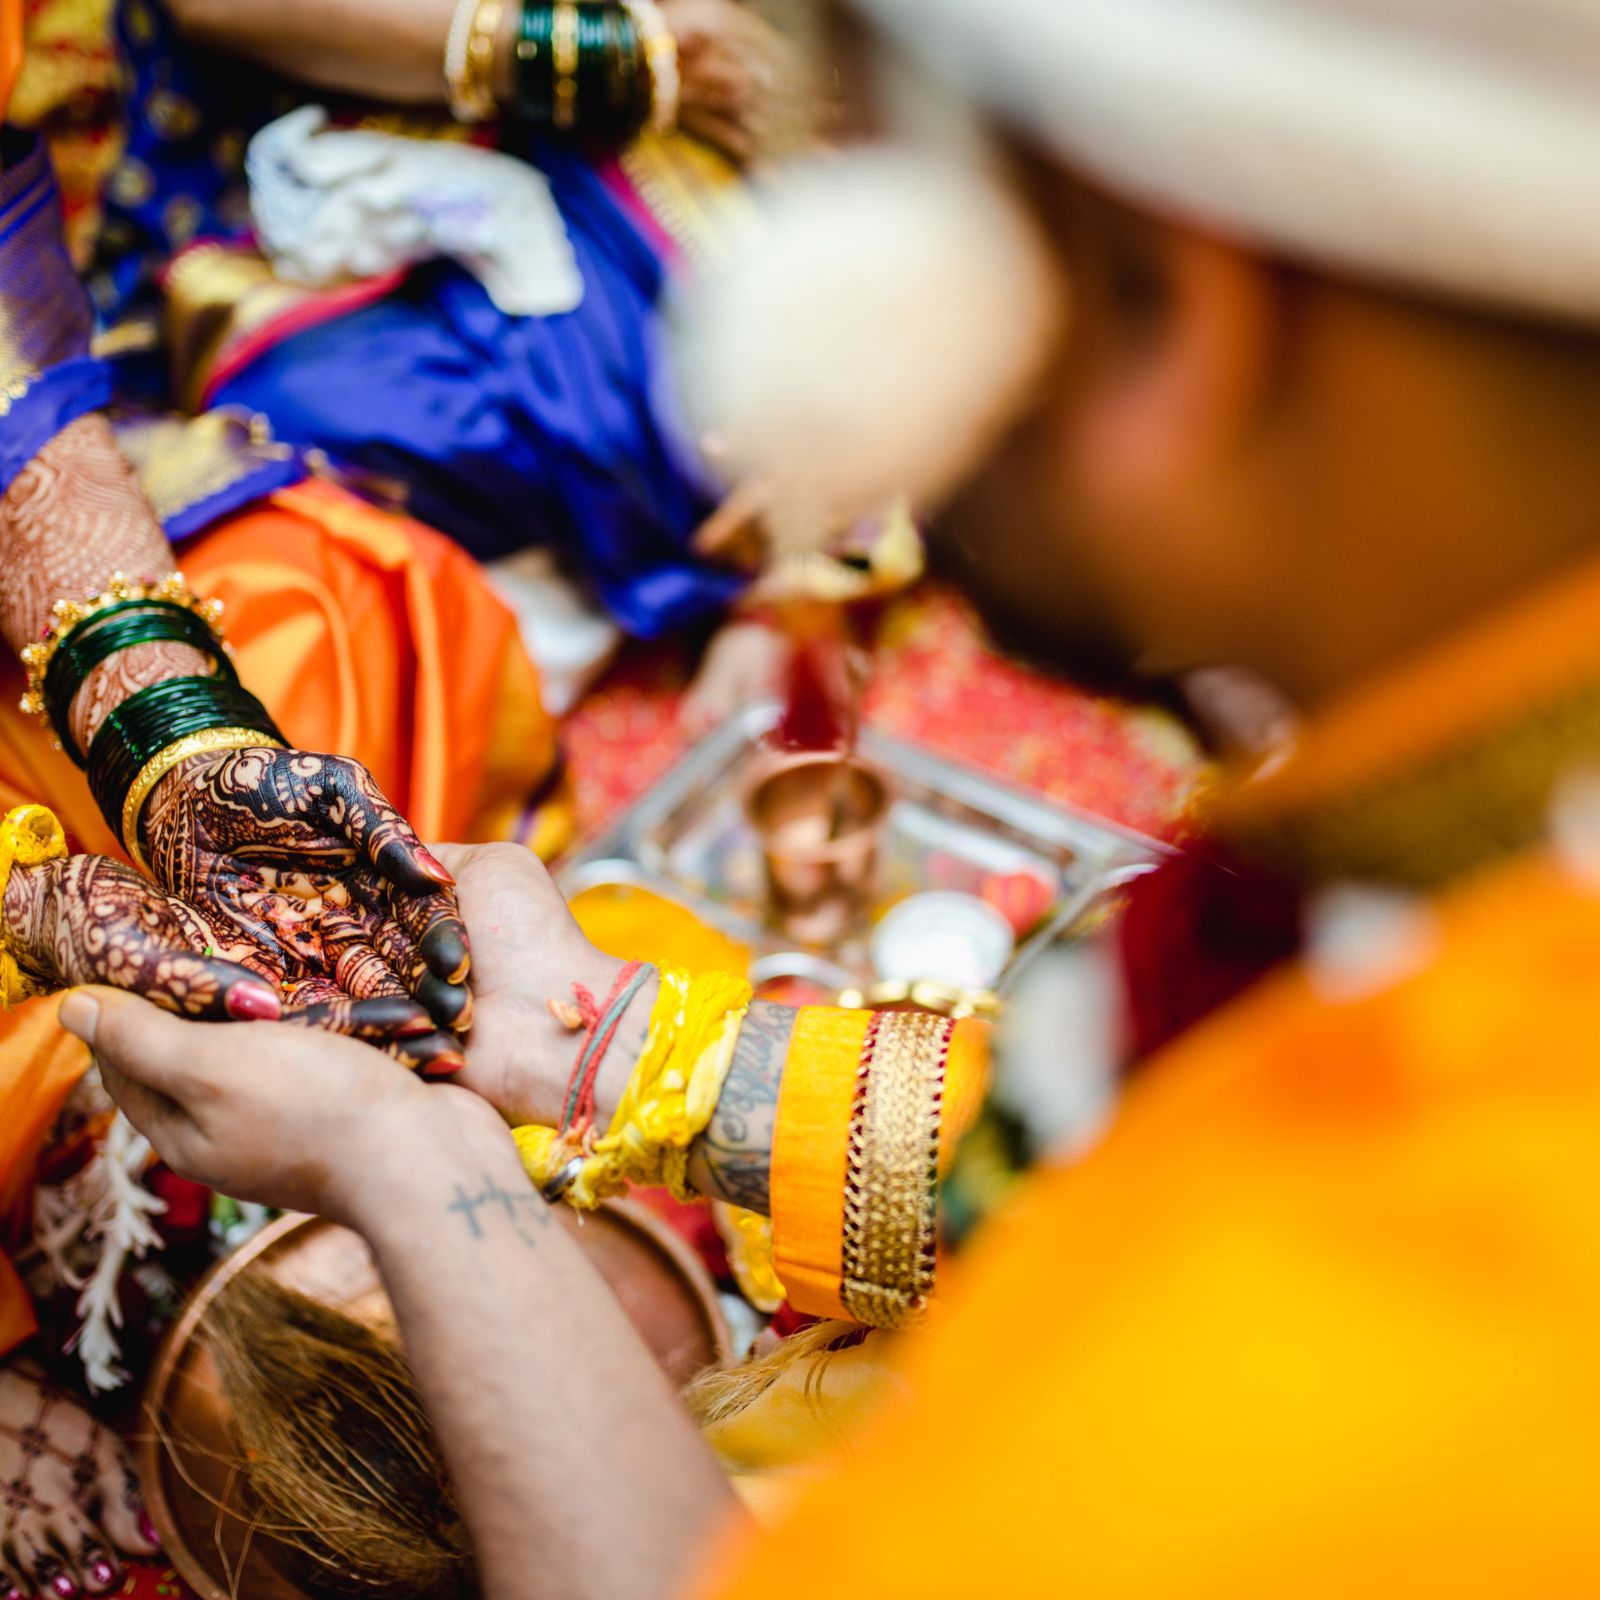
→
(743, 750, 890, 946)
(138, 1205, 730, 1600)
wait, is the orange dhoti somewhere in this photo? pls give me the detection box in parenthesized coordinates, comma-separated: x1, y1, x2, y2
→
(0, 476, 565, 1356)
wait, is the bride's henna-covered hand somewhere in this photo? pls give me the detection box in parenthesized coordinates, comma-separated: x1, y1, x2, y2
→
(140, 746, 473, 1031)
(2, 854, 283, 1021)
(2, 855, 456, 1068)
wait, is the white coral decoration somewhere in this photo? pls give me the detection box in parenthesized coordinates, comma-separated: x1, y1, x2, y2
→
(32, 1110, 167, 1392)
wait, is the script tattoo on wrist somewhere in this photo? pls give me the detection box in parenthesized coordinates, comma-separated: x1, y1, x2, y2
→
(446, 1172, 554, 1252)
(691, 1001, 795, 1215)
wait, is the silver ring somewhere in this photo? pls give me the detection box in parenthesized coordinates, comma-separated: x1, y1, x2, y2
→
(541, 1155, 585, 1204)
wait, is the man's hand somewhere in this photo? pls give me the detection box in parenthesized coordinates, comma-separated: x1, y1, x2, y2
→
(57, 986, 510, 1226)
(62, 972, 737, 1600)
(429, 843, 635, 1127)
(433, 843, 793, 1215)
(142, 746, 473, 1041)
(661, 0, 789, 164)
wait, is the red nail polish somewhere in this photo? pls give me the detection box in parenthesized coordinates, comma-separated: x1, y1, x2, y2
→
(396, 1017, 437, 1040)
(51, 1575, 78, 1599)
(5, 1585, 26, 1600)
(137, 1513, 161, 1548)
(88, 1560, 117, 1588)
(226, 984, 282, 1022)
(415, 847, 455, 886)
(428, 1050, 468, 1075)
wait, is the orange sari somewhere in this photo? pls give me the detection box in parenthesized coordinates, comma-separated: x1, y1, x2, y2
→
(0, 475, 563, 1355)
(696, 555, 1600, 1596)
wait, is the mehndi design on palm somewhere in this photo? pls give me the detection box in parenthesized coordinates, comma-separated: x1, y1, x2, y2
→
(140, 746, 473, 1033)
(1, 853, 446, 1066)
(2, 854, 282, 1022)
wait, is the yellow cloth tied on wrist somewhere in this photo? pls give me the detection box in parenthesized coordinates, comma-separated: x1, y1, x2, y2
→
(515, 967, 752, 1208)
(0, 805, 67, 1008)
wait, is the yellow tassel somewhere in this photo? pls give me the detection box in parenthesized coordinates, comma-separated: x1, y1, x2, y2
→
(714, 1202, 786, 1314)
(514, 966, 752, 1207)
(0, 804, 68, 1007)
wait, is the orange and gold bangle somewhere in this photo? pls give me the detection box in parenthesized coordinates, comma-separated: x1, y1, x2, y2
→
(769, 1006, 992, 1325)
(837, 1010, 954, 1329)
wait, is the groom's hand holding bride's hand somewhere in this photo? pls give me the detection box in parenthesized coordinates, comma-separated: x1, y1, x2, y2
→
(424, 843, 657, 1130)
(2, 849, 462, 1069)
(51, 841, 648, 1221)
(55, 979, 512, 1230)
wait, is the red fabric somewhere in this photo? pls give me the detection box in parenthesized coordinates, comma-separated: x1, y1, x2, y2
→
(113, 1559, 198, 1598)
(565, 960, 645, 1133)
(776, 628, 852, 752)
(1116, 842, 1303, 1062)
(559, 583, 1203, 844)
(145, 1169, 211, 1248)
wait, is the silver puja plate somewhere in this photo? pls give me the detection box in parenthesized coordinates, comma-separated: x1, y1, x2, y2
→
(559, 700, 1170, 998)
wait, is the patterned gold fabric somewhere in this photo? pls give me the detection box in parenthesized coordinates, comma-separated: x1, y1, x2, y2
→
(618, 129, 758, 271)
(1220, 552, 1600, 890)
(7, 0, 122, 264)
(1234, 677, 1600, 890)
(112, 408, 298, 532)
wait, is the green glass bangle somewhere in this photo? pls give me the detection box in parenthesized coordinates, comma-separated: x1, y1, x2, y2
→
(513, 1, 647, 139)
(516, 4, 558, 123)
(43, 600, 234, 764)
(86, 675, 284, 841)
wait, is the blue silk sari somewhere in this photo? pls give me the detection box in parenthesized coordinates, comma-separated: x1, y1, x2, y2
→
(96, 0, 741, 639)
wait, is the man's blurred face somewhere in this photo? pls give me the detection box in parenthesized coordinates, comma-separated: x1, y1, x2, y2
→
(931, 371, 1153, 693)
(927, 145, 1185, 694)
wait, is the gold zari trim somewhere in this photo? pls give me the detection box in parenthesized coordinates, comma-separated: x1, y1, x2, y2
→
(0, 146, 94, 404)
(1231, 673, 1600, 890)
(115, 409, 296, 531)
(122, 728, 283, 875)
(617, 131, 758, 274)
(839, 1010, 953, 1329)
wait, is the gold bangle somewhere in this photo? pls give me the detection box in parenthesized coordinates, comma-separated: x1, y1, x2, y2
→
(18, 571, 225, 732)
(121, 727, 284, 875)
(621, 0, 679, 134)
(445, 0, 502, 122)
(551, 1, 580, 129)
(839, 1010, 954, 1329)
(0, 804, 68, 1008)
(464, 0, 505, 121)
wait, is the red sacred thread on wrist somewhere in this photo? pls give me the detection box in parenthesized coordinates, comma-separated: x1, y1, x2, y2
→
(560, 959, 646, 1136)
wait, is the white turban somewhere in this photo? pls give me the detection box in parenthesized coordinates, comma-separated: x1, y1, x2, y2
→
(687, 0, 1600, 523)
(852, 0, 1600, 326)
